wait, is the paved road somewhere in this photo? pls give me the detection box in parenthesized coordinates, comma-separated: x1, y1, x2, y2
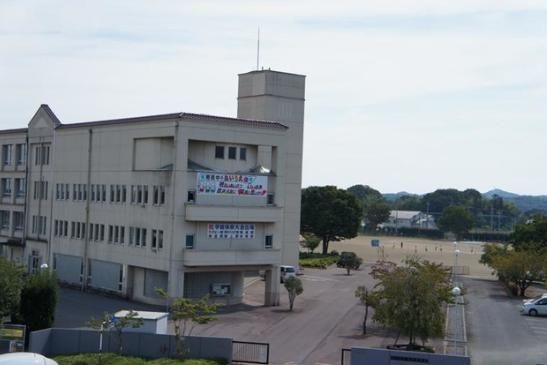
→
(55, 287, 160, 328)
(193, 266, 410, 365)
(464, 277, 547, 365)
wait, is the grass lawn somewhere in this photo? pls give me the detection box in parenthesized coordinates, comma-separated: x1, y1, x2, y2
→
(54, 353, 227, 365)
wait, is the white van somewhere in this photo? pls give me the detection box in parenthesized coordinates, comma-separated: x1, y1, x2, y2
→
(280, 265, 296, 283)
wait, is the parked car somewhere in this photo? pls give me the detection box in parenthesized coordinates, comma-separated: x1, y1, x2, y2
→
(0, 353, 58, 365)
(520, 294, 547, 316)
(280, 265, 296, 283)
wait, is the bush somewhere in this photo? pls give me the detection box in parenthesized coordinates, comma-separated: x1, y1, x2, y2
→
(19, 270, 58, 331)
(54, 353, 227, 365)
(299, 253, 339, 268)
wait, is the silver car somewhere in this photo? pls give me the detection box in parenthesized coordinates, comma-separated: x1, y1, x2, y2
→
(520, 294, 547, 316)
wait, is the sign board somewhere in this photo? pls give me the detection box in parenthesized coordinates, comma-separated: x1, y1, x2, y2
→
(207, 223, 255, 239)
(371, 239, 380, 247)
(197, 173, 267, 196)
(0, 324, 26, 352)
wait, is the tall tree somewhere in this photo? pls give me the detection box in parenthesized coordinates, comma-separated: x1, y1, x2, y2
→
(301, 186, 362, 254)
(437, 205, 473, 239)
(355, 286, 376, 335)
(363, 200, 391, 231)
(347, 184, 383, 202)
(370, 258, 452, 350)
(157, 289, 218, 358)
(347, 185, 391, 231)
(284, 277, 304, 311)
(0, 257, 24, 321)
(19, 270, 58, 331)
(511, 215, 547, 251)
(490, 250, 547, 297)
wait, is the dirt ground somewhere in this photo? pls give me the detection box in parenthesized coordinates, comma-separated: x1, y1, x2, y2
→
(331, 234, 495, 279)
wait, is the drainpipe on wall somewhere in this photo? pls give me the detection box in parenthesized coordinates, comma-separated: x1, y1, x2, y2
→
(21, 134, 31, 264)
(81, 128, 93, 291)
(168, 122, 179, 300)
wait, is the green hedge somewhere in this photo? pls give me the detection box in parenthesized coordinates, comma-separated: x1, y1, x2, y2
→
(54, 353, 227, 365)
(299, 253, 339, 268)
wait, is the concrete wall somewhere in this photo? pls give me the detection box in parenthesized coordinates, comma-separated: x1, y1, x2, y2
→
(29, 328, 232, 362)
(350, 347, 471, 365)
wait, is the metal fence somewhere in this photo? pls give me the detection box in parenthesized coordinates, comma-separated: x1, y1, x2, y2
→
(232, 340, 269, 364)
(341, 348, 351, 365)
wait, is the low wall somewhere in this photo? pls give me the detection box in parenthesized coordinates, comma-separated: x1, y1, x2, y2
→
(29, 328, 232, 362)
(351, 347, 470, 365)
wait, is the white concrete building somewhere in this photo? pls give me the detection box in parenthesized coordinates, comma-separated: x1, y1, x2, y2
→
(379, 210, 437, 231)
(0, 69, 305, 306)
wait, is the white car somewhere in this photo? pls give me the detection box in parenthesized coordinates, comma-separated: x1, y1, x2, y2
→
(521, 294, 547, 316)
(280, 265, 296, 283)
(0, 353, 58, 365)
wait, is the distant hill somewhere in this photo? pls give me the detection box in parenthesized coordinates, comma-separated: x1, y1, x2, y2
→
(483, 189, 521, 199)
(381, 188, 547, 214)
(482, 189, 547, 214)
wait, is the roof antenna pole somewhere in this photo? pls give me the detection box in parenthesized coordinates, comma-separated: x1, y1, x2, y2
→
(256, 27, 260, 70)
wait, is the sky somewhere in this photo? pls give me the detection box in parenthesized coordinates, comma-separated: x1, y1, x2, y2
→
(1, 1, 547, 195)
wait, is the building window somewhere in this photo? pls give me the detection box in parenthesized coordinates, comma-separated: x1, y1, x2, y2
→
(1, 178, 12, 197)
(64, 184, 70, 200)
(131, 185, 148, 205)
(0, 210, 9, 230)
(215, 146, 224, 159)
(108, 225, 113, 243)
(265, 235, 273, 249)
(239, 147, 247, 161)
(122, 185, 127, 202)
(153, 186, 165, 205)
(33, 181, 48, 200)
(228, 146, 237, 160)
(13, 212, 24, 231)
(185, 235, 194, 249)
(15, 178, 25, 198)
(187, 190, 195, 202)
(151, 229, 163, 250)
(2, 144, 13, 166)
(34, 145, 50, 166)
(32, 215, 46, 235)
(267, 193, 275, 205)
(15, 144, 26, 165)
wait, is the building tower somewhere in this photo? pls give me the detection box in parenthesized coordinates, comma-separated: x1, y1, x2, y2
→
(237, 70, 306, 269)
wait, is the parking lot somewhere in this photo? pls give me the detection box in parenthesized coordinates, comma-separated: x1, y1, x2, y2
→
(464, 277, 547, 365)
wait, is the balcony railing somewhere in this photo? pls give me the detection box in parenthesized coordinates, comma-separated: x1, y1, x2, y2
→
(185, 204, 281, 222)
(183, 248, 280, 267)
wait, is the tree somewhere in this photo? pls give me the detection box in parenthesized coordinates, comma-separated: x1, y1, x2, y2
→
(0, 257, 24, 322)
(88, 310, 144, 354)
(370, 258, 452, 350)
(490, 250, 547, 297)
(284, 277, 303, 311)
(511, 216, 547, 251)
(300, 233, 321, 254)
(437, 205, 473, 239)
(337, 252, 363, 275)
(19, 270, 58, 331)
(157, 290, 218, 357)
(355, 286, 377, 335)
(363, 200, 391, 231)
(301, 186, 362, 255)
(347, 184, 383, 202)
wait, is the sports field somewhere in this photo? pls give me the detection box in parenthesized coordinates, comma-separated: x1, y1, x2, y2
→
(332, 234, 495, 278)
